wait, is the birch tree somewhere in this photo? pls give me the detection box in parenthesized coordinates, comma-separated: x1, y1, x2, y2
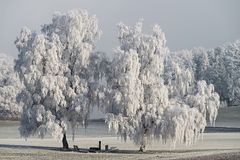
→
(105, 21, 220, 151)
(14, 10, 101, 149)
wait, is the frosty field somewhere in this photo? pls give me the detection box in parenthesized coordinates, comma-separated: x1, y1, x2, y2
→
(0, 132, 240, 160)
(0, 1, 240, 160)
(0, 106, 240, 160)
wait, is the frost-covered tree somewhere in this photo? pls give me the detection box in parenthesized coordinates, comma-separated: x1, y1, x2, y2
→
(14, 10, 101, 148)
(175, 41, 240, 106)
(0, 53, 22, 120)
(185, 81, 220, 126)
(192, 47, 209, 81)
(166, 49, 221, 123)
(164, 50, 196, 99)
(105, 21, 220, 151)
(206, 41, 240, 105)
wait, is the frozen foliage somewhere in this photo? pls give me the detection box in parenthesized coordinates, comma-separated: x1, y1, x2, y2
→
(14, 10, 102, 140)
(0, 53, 22, 120)
(172, 40, 240, 106)
(12, 9, 233, 150)
(206, 41, 240, 106)
(105, 22, 220, 150)
(165, 53, 220, 125)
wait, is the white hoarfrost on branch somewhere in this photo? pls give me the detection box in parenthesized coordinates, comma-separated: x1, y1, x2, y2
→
(14, 10, 102, 148)
(0, 53, 22, 120)
(170, 41, 240, 106)
(206, 41, 240, 105)
(13, 9, 226, 151)
(105, 21, 220, 151)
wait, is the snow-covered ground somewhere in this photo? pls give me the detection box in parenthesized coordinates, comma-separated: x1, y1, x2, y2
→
(215, 106, 240, 128)
(0, 133, 239, 160)
(0, 106, 239, 159)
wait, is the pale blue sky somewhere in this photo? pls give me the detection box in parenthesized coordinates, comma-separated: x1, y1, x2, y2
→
(0, 0, 240, 57)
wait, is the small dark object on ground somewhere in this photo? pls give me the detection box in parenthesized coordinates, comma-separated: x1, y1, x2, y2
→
(73, 145, 79, 151)
(73, 145, 88, 153)
(89, 147, 100, 151)
(73, 142, 119, 153)
(105, 145, 108, 151)
(89, 141, 101, 153)
(89, 147, 99, 153)
(99, 141, 101, 150)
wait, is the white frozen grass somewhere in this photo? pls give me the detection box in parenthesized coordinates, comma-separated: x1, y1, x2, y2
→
(0, 106, 239, 159)
(0, 133, 240, 150)
(0, 133, 240, 160)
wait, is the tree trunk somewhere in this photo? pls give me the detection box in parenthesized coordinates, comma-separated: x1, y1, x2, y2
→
(139, 144, 146, 152)
(139, 136, 146, 152)
(62, 133, 69, 149)
(139, 127, 147, 152)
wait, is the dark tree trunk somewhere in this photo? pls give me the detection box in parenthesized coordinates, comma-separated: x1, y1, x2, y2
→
(139, 127, 147, 152)
(139, 144, 146, 152)
(62, 133, 69, 149)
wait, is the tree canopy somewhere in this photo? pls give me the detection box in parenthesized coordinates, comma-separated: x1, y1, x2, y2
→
(0, 53, 22, 120)
(15, 10, 102, 140)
